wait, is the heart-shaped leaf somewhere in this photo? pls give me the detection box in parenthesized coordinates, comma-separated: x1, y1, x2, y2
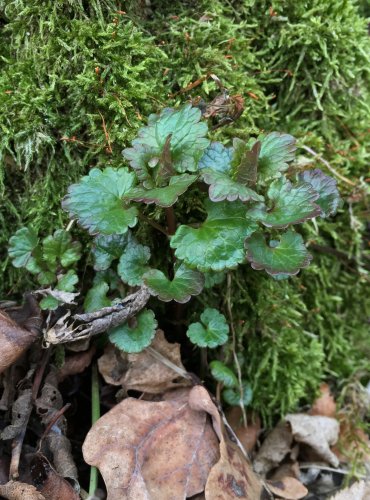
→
(231, 138, 261, 186)
(84, 282, 111, 313)
(245, 229, 312, 277)
(43, 229, 81, 269)
(198, 142, 232, 173)
(209, 361, 238, 388)
(118, 240, 151, 286)
(248, 176, 321, 228)
(171, 200, 258, 272)
(298, 169, 340, 218)
(223, 382, 253, 407)
(62, 167, 138, 235)
(123, 105, 209, 175)
(109, 309, 157, 353)
(258, 132, 296, 180)
(201, 169, 263, 202)
(92, 233, 130, 271)
(124, 174, 198, 207)
(143, 264, 204, 303)
(187, 308, 229, 348)
(8, 227, 39, 270)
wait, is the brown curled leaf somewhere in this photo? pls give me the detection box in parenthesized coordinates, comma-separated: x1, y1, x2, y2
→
(30, 453, 79, 500)
(266, 477, 308, 500)
(57, 345, 96, 382)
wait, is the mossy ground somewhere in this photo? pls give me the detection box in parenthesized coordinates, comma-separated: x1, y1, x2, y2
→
(0, 0, 369, 424)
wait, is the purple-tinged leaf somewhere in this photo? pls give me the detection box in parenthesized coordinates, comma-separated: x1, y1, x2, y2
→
(201, 169, 263, 203)
(198, 142, 232, 173)
(298, 169, 340, 218)
(258, 132, 296, 180)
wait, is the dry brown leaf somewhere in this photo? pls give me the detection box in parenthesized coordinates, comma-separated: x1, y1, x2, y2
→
(30, 454, 79, 500)
(269, 462, 300, 482)
(98, 330, 190, 393)
(188, 386, 268, 500)
(0, 481, 45, 500)
(286, 414, 339, 467)
(266, 477, 308, 499)
(329, 480, 370, 499)
(254, 422, 293, 476)
(82, 387, 219, 499)
(57, 345, 96, 382)
(310, 383, 336, 418)
(225, 408, 261, 453)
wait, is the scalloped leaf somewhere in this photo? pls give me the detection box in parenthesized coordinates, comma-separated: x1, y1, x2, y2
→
(209, 361, 238, 388)
(201, 169, 263, 203)
(187, 308, 229, 348)
(43, 229, 82, 270)
(143, 264, 204, 303)
(223, 382, 253, 407)
(245, 229, 312, 277)
(92, 233, 130, 271)
(8, 227, 39, 270)
(56, 269, 78, 292)
(123, 105, 209, 175)
(298, 169, 340, 218)
(62, 167, 138, 235)
(84, 282, 111, 313)
(198, 142, 232, 173)
(231, 138, 261, 186)
(258, 132, 296, 180)
(170, 200, 258, 272)
(40, 296, 60, 311)
(124, 174, 198, 207)
(248, 176, 321, 228)
(108, 309, 157, 353)
(118, 240, 151, 286)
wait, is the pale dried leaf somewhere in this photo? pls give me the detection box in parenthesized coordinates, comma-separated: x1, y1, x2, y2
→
(310, 383, 336, 418)
(82, 388, 219, 500)
(98, 330, 190, 393)
(286, 414, 339, 467)
(329, 481, 370, 500)
(266, 477, 308, 499)
(0, 481, 45, 500)
(253, 422, 293, 475)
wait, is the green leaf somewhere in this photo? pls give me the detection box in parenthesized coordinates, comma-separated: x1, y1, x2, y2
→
(223, 382, 253, 407)
(56, 269, 78, 292)
(40, 295, 60, 311)
(118, 240, 151, 286)
(231, 138, 261, 186)
(84, 282, 111, 313)
(109, 309, 157, 353)
(204, 271, 226, 289)
(92, 233, 130, 271)
(62, 167, 138, 235)
(245, 228, 312, 277)
(8, 227, 39, 269)
(258, 132, 296, 180)
(171, 200, 258, 272)
(248, 176, 321, 228)
(298, 169, 340, 218)
(42, 229, 81, 269)
(209, 361, 238, 388)
(187, 308, 229, 348)
(199, 142, 232, 173)
(143, 264, 204, 303)
(37, 271, 56, 286)
(202, 169, 263, 203)
(124, 174, 198, 207)
(123, 105, 209, 175)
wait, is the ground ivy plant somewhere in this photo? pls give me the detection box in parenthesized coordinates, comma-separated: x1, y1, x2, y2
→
(8, 104, 340, 392)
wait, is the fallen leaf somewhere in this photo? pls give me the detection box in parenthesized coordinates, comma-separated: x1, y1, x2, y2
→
(329, 480, 370, 499)
(188, 386, 269, 500)
(266, 477, 308, 499)
(286, 414, 339, 467)
(57, 345, 96, 382)
(254, 422, 293, 476)
(30, 453, 79, 500)
(0, 481, 45, 500)
(310, 383, 336, 418)
(1, 389, 32, 441)
(225, 408, 261, 453)
(98, 330, 190, 393)
(82, 387, 220, 499)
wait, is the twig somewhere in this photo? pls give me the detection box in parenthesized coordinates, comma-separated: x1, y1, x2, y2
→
(301, 145, 356, 187)
(146, 347, 193, 381)
(89, 364, 100, 497)
(38, 403, 71, 451)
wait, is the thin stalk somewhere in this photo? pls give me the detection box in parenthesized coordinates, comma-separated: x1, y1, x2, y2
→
(89, 364, 100, 497)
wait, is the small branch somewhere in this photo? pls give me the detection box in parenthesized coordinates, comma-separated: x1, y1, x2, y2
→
(38, 403, 71, 451)
(301, 145, 356, 187)
(165, 207, 177, 236)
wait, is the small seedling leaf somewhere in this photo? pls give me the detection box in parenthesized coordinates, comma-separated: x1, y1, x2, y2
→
(187, 308, 229, 348)
(8, 227, 39, 269)
(209, 361, 238, 387)
(43, 229, 82, 269)
(118, 239, 151, 286)
(92, 233, 130, 271)
(258, 132, 296, 180)
(109, 309, 157, 353)
(84, 282, 111, 313)
(223, 382, 253, 407)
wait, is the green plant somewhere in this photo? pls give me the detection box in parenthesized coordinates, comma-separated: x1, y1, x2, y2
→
(8, 103, 341, 411)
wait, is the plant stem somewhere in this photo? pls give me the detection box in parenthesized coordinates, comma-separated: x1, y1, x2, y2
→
(165, 207, 176, 235)
(89, 363, 100, 497)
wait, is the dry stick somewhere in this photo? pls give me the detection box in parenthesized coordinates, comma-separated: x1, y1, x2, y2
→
(226, 273, 247, 428)
(37, 403, 71, 452)
(301, 145, 356, 187)
(146, 346, 193, 381)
